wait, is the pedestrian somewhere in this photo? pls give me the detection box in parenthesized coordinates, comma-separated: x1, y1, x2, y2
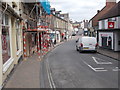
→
(54, 39, 56, 44)
(64, 37, 67, 41)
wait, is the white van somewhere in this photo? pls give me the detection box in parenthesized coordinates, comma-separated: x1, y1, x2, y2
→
(76, 36, 98, 52)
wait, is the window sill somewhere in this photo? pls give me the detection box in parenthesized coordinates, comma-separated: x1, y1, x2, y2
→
(3, 58, 14, 74)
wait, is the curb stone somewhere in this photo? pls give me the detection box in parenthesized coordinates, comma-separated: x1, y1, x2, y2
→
(97, 51, 119, 61)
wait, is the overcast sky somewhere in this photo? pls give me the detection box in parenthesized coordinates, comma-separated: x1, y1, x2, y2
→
(49, 0, 120, 22)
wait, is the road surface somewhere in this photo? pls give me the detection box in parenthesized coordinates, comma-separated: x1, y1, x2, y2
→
(40, 38, 119, 88)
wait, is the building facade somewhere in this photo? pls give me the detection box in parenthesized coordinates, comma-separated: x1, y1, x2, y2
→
(49, 14, 68, 43)
(0, 1, 23, 88)
(98, 1, 120, 51)
(0, 0, 51, 88)
(88, 0, 116, 37)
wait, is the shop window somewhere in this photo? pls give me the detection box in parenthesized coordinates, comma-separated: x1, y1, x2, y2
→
(2, 26, 11, 64)
(2, 14, 11, 64)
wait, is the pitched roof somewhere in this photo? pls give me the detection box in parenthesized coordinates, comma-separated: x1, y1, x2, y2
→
(99, 1, 120, 20)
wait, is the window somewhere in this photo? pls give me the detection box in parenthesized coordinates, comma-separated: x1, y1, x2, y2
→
(2, 14, 11, 64)
(5, 14, 9, 25)
(101, 20, 105, 29)
(16, 21, 20, 51)
(2, 26, 11, 64)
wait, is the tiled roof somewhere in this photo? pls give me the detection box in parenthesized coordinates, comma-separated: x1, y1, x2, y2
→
(99, 1, 120, 20)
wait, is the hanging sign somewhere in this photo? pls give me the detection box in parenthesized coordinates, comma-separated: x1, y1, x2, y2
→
(108, 22, 115, 29)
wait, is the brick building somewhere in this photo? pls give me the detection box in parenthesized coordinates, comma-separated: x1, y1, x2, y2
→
(88, 0, 116, 37)
(98, 1, 120, 51)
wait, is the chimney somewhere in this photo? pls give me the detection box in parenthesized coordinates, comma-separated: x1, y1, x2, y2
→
(97, 10, 100, 13)
(106, 0, 116, 7)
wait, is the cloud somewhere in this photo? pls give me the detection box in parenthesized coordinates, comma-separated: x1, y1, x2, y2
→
(49, 0, 120, 21)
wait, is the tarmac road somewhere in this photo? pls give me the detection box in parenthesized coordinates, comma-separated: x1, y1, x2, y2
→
(40, 39, 119, 88)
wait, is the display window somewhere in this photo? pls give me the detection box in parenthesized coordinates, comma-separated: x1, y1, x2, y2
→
(2, 14, 11, 64)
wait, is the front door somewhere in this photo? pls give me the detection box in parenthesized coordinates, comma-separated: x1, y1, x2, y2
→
(102, 37, 107, 49)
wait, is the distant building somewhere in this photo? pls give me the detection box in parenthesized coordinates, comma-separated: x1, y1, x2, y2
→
(81, 20, 89, 30)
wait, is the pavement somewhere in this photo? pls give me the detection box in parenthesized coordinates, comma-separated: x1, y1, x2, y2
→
(3, 41, 64, 89)
(4, 54, 41, 88)
(97, 47, 120, 60)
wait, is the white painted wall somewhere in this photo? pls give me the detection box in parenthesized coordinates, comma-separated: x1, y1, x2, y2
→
(118, 17, 120, 28)
(105, 19, 108, 29)
(99, 32, 114, 49)
(114, 31, 120, 51)
(99, 21, 102, 29)
(99, 17, 119, 29)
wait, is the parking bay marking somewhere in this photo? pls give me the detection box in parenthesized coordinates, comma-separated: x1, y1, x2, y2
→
(92, 57, 112, 65)
(113, 67, 120, 71)
(83, 61, 107, 72)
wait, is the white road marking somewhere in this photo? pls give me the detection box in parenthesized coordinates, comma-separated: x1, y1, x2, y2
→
(113, 67, 120, 71)
(46, 58, 56, 88)
(83, 61, 107, 72)
(92, 57, 112, 65)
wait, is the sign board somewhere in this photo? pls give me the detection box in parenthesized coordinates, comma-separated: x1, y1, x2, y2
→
(108, 22, 115, 29)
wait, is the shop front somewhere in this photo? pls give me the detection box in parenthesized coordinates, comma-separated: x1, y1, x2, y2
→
(98, 30, 120, 51)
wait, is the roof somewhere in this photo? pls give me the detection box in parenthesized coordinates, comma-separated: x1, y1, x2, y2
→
(90, 6, 106, 21)
(99, 1, 120, 20)
(90, 2, 116, 27)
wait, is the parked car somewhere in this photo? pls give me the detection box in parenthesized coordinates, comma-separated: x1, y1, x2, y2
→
(72, 33, 76, 36)
(76, 36, 98, 52)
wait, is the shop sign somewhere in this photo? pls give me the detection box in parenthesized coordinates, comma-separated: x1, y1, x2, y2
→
(108, 22, 115, 29)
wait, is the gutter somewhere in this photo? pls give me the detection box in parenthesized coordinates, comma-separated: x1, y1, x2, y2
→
(2, 2, 23, 20)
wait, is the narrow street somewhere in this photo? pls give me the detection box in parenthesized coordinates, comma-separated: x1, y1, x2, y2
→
(40, 38, 119, 88)
(1, 0, 120, 89)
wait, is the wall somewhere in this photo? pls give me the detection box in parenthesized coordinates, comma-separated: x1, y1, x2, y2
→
(92, 2, 116, 27)
(114, 31, 120, 51)
(1, 1, 23, 85)
(99, 17, 119, 30)
(118, 17, 120, 28)
(0, 2, 3, 88)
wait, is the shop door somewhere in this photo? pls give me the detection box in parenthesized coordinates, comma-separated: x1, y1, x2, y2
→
(102, 37, 107, 48)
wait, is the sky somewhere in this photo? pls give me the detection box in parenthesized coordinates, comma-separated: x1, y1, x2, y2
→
(49, 0, 120, 22)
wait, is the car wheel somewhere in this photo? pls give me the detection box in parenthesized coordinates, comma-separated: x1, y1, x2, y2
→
(79, 49, 82, 53)
(94, 50, 97, 53)
(76, 46, 79, 51)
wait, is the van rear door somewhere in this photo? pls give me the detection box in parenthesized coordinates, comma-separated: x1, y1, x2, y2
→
(82, 37, 97, 50)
